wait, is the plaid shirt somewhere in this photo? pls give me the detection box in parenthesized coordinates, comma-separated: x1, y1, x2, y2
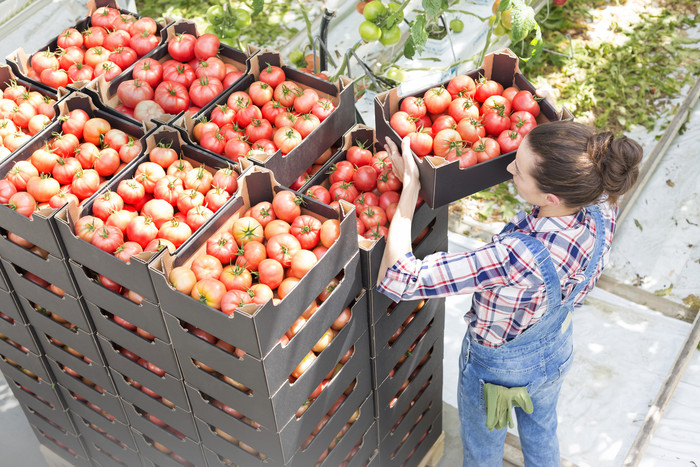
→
(378, 203, 617, 347)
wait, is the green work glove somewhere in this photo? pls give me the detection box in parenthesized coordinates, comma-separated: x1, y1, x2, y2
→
(483, 382, 534, 431)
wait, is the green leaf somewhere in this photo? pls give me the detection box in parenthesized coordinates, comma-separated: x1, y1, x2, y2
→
(422, 0, 442, 19)
(403, 39, 416, 59)
(510, 0, 537, 43)
(634, 219, 643, 231)
(410, 15, 429, 54)
(251, 0, 264, 16)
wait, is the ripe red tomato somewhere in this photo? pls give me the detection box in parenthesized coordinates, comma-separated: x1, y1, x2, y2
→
(400, 96, 427, 120)
(154, 81, 190, 115)
(481, 109, 511, 136)
(511, 90, 541, 117)
(273, 81, 302, 108)
(293, 89, 320, 114)
(273, 127, 302, 155)
(496, 129, 524, 154)
(194, 34, 220, 60)
(423, 87, 452, 114)
(289, 214, 322, 250)
(189, 76, 223, 108)
(433, 128, 462, 157)
(132, 58, 162, 88)
(319, 219, 341, 248)
(376, 170, 402, 193)
(117, 79, 154, 108)
(352, 165, 378, 192)
(91, 225, 123, 254)
(474, 79, 504, 103)
(480, 94, 512, 116)
(130, 33, 159, 57)
(92, 191, 124, 221)
(127, 215, 159, 248)
(71, 168, 100, 199)
(259, 65, 285, 89)
(306, 185, 331, 205)
(510, 110, 537, 136)
(7, 192, 36, 217)
(158, 218, 192, 248)
(191, 278, 226, 309)
(168, 33, 196, 62)
(456, 118, 486, 144)
(390, 111, 417, 138)
(473, 137, 501, 163)
(311, 98, 335, 122)
(446, 74, 476, 98)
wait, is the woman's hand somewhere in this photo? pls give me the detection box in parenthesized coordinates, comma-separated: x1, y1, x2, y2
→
(385, 136, 419, 188)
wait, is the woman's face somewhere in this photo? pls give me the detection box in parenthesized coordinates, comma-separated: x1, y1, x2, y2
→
(506, 137, 549, 206)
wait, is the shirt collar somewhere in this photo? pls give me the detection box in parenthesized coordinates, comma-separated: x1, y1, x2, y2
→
(509, 205, 587, 233)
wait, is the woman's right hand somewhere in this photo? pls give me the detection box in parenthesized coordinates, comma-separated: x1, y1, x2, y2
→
(384, 136, 419, 188)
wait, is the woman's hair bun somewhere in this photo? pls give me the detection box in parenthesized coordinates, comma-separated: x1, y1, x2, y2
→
(587, 132, 643, 203)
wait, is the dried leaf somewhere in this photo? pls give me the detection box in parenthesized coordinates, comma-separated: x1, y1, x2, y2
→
(634, 219, 643, 231)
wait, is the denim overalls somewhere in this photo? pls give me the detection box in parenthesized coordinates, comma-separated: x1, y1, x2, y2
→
(458, 205, 606, 466)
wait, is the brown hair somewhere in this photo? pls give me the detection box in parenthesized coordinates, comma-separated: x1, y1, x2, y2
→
(524, 121, 643, 206)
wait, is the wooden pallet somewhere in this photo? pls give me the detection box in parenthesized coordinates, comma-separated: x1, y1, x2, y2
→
(417, 431, 445, 467)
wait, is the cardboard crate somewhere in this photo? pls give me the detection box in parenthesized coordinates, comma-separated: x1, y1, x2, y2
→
(200, 391, 375, 467)
(149, 167, 359, 359)
(165, 251, 361, 396)
(364, 211, 448, 316)
(0, 338, 54, 383)
(172, 49, 355, 187)
(2, 368, 66, 412)
(96, 334, 189, 409)
(30, 423, 91, 467)
(130, 423, 206, 467)
(375, 49, 574, 209)
(73, 266, 169, 342)
(379, 411, 442, 467)
(375, 334, 444, 438)
(78, 423, 143, 467)
(5, 0, 170, 95)
(54, 125, 246, 304)
(84, 298, 179, 376)
(371, 298, 445, 384)
(0, 299, 41, 355)
(378, 365, 443, 447)
(45, 355, 121, 413)
(9, 377, 75, 434)
(0, 91, 149, 258)
(189, 330, 372, 464)
(176, 293, 370, 434)
(85, 18, 252, 127)
(58, 382, 130, 440)
(109, 367, 198, 442)
(23, 403, 79, 447)
(0, 286, 24, 324)
(8, 269, 92, 333)
(0, 246, 79, 298)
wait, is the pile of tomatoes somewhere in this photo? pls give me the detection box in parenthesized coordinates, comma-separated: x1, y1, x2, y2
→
(304, 142, 413, 240)
(114, 32, 243, 122)
(71, 148, 241, 264)
(190, 64, 336, 160)
(28, 7, 162, 89)
(389, 74, 541, 169)
(0, 81, 56, 158)
(0, 108, 141, 217)
(166, 188, 341, 317)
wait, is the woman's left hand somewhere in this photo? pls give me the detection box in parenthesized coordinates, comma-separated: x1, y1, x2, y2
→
(385, 136, 419, 188)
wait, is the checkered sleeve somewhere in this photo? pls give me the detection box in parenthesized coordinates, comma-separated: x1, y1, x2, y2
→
(377, 242, 516, 302)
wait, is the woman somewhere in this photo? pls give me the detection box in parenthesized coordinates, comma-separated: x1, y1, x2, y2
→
(376, 121, 643, 465)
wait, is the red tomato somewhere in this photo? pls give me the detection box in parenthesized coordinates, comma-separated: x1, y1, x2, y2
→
(129, 33, 159, 57)
(448, 97, 480, 122)
(132, 58, 163, 88)
(189, 76, 223, 108)
(266, 233, 301, 267)
(293, 89, 320, 114)
(474, 79, 504, 103)
(273, 127, 302, 155)
(306, 185, 331, 205)
(91, 225, 123, 253)
(273, 81, 302, 108)
(346, 144, 373, 167)
(126, 215, 159, 248)
(92, 191, 124, 221)
(272, 190, 302, 224)
(231, 216, 264, 246)
(408, 130, 434, 157)
(376, 170, 402, 193)
(496, 129, 524, 154)
(116, 178, 145, 205)
(511, 90, 541, 117)
(194, 34, 220, 60)
(289, 215, 322, 250)
(510, 110, 537, 136)
(319, 219, 340, 248)
(191, 278, 226, 309)
(257, 258, 284, 289)
(162, 62, 196, 88)
(195, 57, 226, 82)
(259, 65, 285, 89)
(433, 128, 462, 157)
(390, 111, 416, 138)
(311, 98, 335, 122)
(446, 74, 476, 98)
(158, 218, 192, 248)
(289, 249, 317, 279)
(234, 240, 266, 272)
(359, 205, 387, 230)
(352, 165, 378, 192)
(219, 265, 252, 292)
(71, 168, 100, 199)
(185, 204, 213, 231)
(168, 33, 197, 62)
(329, 160, 355, 184)
(423, 87, 451, 114)
(482, 109, 511, 137)
(400, 96, 427, 120)
(480, 94, 512, 116)
(456, 117, 486, 145)
(7, 192, 36, 217)
(154, 81, 190, 115)
(473, 137, 501, 163)
(117, 79, 154, 109)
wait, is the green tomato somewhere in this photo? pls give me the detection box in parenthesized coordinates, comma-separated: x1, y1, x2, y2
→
(380, 25, 401, 46)
(233, 8, 252, 28)
(289, 50, 305, 67)
(206, 5, 224, 23)
(450, 19, 464, 33)
(359, 21, 382, 42)
(363, 1, 386, 23)
(386, 67, 405, 82)
(204, 24, 218, 36)
(386, 2, 404, 22)
(220, 37, 236, 48)
(494, 22, 507, 36)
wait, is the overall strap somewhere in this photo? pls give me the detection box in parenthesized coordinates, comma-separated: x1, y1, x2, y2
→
(508, 232, 562, 313)
(564, 205, 606, 306)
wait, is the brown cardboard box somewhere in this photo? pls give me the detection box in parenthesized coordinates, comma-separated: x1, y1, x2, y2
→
(375, 49, 574, 209)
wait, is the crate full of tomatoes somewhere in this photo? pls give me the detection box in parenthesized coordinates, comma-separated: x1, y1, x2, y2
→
(5, 0, 170, 94)
(375, 48, 574, 209)
(85, 19, 251, 127)
(0, 91, 149, 299)
(174, 49, 355, 187)
(300, 124, 449, 290)
(53, 124, 246, 305)
(0, 64, 66, 162)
